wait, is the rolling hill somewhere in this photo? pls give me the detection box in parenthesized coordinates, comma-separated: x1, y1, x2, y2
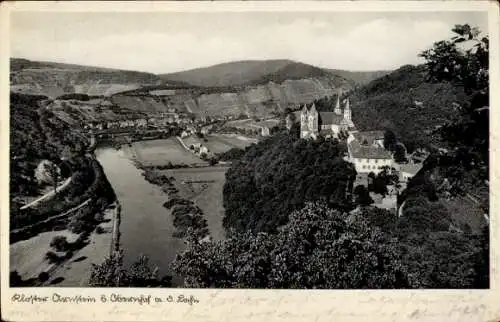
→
(159, 60, 295, 87)
(160, 59, 385, 88)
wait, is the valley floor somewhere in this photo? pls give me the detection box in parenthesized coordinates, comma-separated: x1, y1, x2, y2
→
(160, 166, 229, 241)
(44, 205, 118, 286)
(9, 203, 118, 286)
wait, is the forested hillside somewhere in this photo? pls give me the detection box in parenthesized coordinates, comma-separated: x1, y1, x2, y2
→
(10, 93, 87, 198)
(160, 59, 384, 88)
(349, 64, 468, 152)
(247, 62, 352, 88)
(160, 60, 294, 87)
(223, 132, 356, 233)
(399, 24, 489, 233)
(326, 69, 391, 86)
(9, 92, 92, 216)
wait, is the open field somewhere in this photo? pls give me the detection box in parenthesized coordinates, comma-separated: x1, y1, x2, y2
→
(129, 138, 206, 166)
(224, 118, 281, 131)
(10, 203, 117, 286)
(203, 139, 234, 154)
(179, 134, 257, 155)
(162, 166, 229, 241)
(10, 230, 80, 281)
(224, 118, 255, 128)
(181, 136, 203, 149)
(211, 134, 258, 149)
(45, 205, 116, 286)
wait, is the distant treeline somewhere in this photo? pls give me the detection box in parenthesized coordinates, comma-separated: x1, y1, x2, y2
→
(55, 93, 105, 101)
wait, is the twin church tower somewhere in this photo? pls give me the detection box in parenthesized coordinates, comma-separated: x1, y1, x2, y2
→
(298, 95, 354, 139)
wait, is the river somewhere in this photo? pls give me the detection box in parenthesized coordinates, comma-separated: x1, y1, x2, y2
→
(95, 147, 185, 286)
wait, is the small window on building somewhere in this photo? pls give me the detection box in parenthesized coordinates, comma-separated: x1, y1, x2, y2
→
(375, 159, 378, 164)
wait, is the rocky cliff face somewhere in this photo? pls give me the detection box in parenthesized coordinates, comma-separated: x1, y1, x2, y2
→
(10, 58, 162, 98)
(11, 58, 354, 119)
(112, 76, 352, 119)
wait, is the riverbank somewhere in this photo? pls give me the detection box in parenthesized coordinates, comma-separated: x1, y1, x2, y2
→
(43, 202, 120, 286)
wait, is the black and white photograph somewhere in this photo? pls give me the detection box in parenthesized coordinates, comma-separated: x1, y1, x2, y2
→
(6, 5, 492, 293)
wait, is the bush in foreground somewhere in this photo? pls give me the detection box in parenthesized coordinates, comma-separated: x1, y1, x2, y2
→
(89, 250, 172, 287)
(173, 201, 408, 288)
(50, 236, 69, 252)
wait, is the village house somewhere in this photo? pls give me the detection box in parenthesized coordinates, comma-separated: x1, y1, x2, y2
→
(261, 126, 270, 136)
(199, 145, 209, 155)
(346, 140, 393, 174)
(181, 129, 193, 138)
(106, 121, 119, 129)
(119, 120, 135, 128)
(135, 118, 147, 127)
(201, 125, 213, 135)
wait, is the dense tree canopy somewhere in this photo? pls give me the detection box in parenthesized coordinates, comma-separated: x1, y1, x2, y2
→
(420, 23, 489, 164)
(10, 92, 88, 199)
(175, 199, 488, 289)
(89, 251, 172, 287)
(402, 23, 489, 227)
(174, 202, 408, 288)
(223, 132, 356, 233)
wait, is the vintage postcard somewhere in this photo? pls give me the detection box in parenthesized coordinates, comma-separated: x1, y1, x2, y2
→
(1, 1, 499, 321)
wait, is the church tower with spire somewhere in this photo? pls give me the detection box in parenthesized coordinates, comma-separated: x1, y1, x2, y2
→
(343, 98, 352, 122)
(334, 95, 342, 115)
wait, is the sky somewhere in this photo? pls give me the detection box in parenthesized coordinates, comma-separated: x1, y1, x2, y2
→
(10, 11, 488, 74)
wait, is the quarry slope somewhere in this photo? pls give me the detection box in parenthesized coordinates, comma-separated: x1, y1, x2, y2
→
(111, 74, 352, 119)
(11, 58, 355, 119)
(10, 58, 166, 98)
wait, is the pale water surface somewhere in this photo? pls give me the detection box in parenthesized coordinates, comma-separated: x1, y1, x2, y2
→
(96, 147, 185, 285)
